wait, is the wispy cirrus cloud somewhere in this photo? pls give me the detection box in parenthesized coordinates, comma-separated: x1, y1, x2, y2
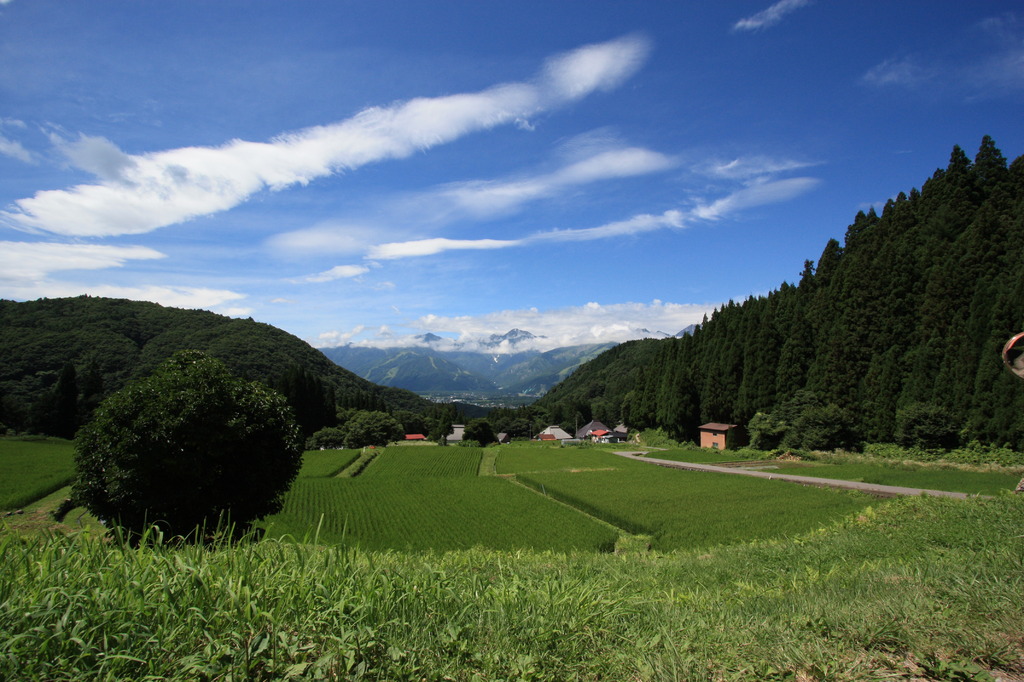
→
(861, 56, 932, 88)
(363, 163, 819, 262)
(690, 177, 820, 221)
(0, 119, 36, 164)
(437, 146, 677, 218)
(366, 209, 685, 260)
(732, 0, 813, 32)
(298, 264, 372, 283)
(704, 155, 819, 180)
(2, 34, 650, 238)
(862, 13, 1024, 95)
(367, 237, 522, 260)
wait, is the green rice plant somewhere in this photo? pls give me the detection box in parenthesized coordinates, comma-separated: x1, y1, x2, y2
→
(359, 446, 482, 479)
(297, 449, 361, 478)
(518, 464, 872, 551)
(496, 446, 631, 475)
(0, 438, 76, 510)
(262, 476, 618, 552)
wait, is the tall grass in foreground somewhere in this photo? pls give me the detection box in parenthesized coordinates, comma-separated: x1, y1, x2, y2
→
(2, 495, 1021, 680)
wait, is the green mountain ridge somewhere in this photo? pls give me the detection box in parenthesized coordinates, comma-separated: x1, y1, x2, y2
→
(0, 296, 429, 433)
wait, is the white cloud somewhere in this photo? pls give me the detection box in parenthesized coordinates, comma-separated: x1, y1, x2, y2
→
(541, 33, 650, 101)
(364, 208, 685, 261)
(0, 279, 246, 312)
(299, 264, 371, 283)
(270, 142, 676, 256)
(3, 35, 650, 238)
(733, 0, 813, 32)
(533, 209, 685, 243)
(0, 118, 35, 163)
(0, 241, 165, 280)
(704, 156, 818, 180)
(368, 237, 522, 260)
(319, 300, 716, 351)
(266, 222, 381, 257)
(861, 57, 930, 88)
(0, 135, 34, 163)
(690, 177, 820, 221)
(54, 133, 138, 181)
(439, 146, 677, 218)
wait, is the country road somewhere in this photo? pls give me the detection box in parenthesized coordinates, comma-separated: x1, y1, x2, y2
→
(612, 451, 984, 499)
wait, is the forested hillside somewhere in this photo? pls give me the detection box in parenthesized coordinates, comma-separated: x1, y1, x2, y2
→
(533, 137, 1024, 449)
(0, 297, 428, 436)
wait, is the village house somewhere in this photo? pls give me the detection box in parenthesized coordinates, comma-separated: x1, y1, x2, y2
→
(534, 425, 573, 442)
(446, 424, 465, 444)
(575, 420, 629, 443)
(698, 423, 744, 450)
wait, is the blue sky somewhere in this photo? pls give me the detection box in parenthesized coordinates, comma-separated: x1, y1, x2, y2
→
(1, 1, 1022, 351)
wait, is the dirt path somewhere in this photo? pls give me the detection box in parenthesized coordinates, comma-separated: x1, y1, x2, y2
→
(612, 451, 982, 499)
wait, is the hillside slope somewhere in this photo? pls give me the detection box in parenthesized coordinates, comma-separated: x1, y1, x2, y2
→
(0, 296, 427, 432)
(535, 137, 1024, 448)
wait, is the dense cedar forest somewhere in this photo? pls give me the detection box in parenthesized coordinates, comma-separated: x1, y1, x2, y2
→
(0, 297, 430, 437)
(531, 137, 1024, 449)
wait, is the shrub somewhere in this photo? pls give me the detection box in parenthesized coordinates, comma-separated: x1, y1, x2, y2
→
(895, 403, 960, 450)
(341, 411, 403, 449)
(463, 418, 496, 445)
(306, 427, 347, 450)
(72, 351, 302, 540)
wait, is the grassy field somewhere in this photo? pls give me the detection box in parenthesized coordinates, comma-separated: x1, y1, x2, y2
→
(2, 494, 1021, 680)
(765, 460, 1021, 495)
(0, 437, 76, 510)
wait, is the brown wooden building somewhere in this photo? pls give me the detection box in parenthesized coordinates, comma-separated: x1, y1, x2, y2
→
(698, 423, 743, 450)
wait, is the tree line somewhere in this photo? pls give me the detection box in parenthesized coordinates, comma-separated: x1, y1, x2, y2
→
(527, 137, 1024, 450)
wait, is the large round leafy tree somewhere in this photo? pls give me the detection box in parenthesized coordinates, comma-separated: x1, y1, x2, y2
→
(73, 350, 303, 539)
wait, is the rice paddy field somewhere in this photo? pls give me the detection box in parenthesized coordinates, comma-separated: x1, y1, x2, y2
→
(512, 454, 872, 551)
(3, 437, 1024, 679)
(0, 437, 75, 510)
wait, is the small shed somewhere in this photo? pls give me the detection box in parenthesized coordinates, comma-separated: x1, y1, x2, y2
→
(699, 423, 742, 450)
(496, 432, 511, 444)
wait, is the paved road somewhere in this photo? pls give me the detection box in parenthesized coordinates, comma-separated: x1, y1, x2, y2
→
(612, 451, 982, 499)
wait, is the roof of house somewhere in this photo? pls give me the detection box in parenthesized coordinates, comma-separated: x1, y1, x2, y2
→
(699, 423, 738, 431)
(592, 429, 610, 436)
(537, 425, 572, 440)
(575, 420, 610, 438)
(404, 434, 426, 440)
(446, 424, 465, 442)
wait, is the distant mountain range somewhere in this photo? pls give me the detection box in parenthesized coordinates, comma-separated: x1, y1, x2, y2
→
(321, 328, 640, 395)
